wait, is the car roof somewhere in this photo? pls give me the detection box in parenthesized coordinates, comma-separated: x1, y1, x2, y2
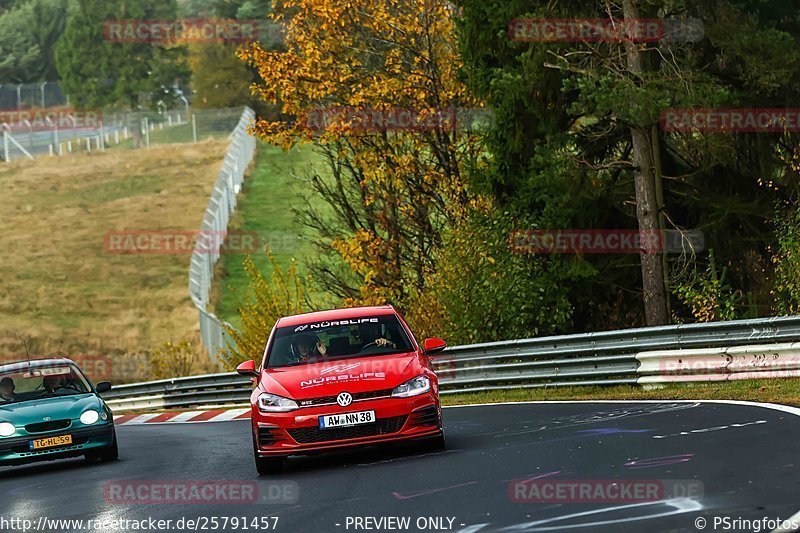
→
(0, 358, 75, 374)
(276, 305, 397, 328)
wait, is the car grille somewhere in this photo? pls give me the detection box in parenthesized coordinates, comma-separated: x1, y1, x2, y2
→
(409, 406, 439, 427)
(297, 389, 394, 407)
(288, 415, 407, 444)
(25, 420, 71, 433)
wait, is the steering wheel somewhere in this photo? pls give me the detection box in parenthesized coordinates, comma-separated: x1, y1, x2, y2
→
(358, 341, 378, 353)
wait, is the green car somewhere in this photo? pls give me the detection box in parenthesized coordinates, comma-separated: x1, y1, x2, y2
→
(0, 358, 118, 466)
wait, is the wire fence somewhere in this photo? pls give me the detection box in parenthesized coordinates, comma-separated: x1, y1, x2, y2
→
(189, 107, 257, 361)
(1, 107, 244, 162)
(0, 82, 68, 110)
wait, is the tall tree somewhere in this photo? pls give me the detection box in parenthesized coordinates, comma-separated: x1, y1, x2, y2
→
(0, 0, 68, 83)
(240, 0, 483, 308)
(55, 0, 188, 110)
(457, 0, 800, 329)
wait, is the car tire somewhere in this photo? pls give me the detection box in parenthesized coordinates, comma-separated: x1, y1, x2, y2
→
(85, 428, 119, 462)
(422, 432, 446, 452)
(252, 430, 283, 475)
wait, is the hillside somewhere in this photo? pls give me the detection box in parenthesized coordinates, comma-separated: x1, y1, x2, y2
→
(0, 142, 227, 381)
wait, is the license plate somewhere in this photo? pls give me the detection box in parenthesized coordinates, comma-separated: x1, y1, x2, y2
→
(30, 435, 72, 450)
(319, 410, 376, 429)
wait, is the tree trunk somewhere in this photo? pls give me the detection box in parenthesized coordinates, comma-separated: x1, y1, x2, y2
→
(623, 0, 669, 325)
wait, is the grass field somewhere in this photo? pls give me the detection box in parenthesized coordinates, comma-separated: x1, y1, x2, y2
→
(0, 141, 228, 381)
(212, 142, 329, 328)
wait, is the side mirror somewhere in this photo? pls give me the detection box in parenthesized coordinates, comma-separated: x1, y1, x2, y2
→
(95, 381, 112, 394)
(422, 337, 447, 355)
(236, 360, 258, 376)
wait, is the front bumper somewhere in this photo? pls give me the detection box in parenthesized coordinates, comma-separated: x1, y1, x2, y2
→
(252, 392, 442, 457)
(0, 423, 115, 465)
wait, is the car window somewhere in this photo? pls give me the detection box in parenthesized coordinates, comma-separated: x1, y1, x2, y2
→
(266, 315, 413, 368)
(0, 364, 92, 404)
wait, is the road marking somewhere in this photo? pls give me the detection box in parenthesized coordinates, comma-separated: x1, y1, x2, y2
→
(393, 481, 478, 500)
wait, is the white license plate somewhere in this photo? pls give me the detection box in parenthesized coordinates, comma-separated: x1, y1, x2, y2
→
(319, 410, 376, 429)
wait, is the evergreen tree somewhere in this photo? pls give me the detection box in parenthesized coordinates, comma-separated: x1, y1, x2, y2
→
(55, 0, 188, 109)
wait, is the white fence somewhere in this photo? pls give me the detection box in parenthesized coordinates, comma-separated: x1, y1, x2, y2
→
(1, 108, 244, 162)
(189, 107, 257, 360)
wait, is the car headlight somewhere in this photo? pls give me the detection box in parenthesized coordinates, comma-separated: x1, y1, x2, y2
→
(0, 422, 15, 437)
(392, 375, 431, 398)
(80, 410, 100, 425)
(257, 393, 298, 413)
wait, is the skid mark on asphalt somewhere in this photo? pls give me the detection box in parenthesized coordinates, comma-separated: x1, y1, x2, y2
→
(576, 428, 651, 436)
(393, 481, 478, 500)
(652, 419, 767, 439)
(508, 471, 562, 485)
(624, 454, 695, 469)
(355, 449, 454, 466)
(495, 403, 701, 438)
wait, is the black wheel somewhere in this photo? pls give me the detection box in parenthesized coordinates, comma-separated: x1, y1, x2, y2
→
(85, 428, 119, 462)
(422, 432, 446, 452)
(252, 430, 283, 475)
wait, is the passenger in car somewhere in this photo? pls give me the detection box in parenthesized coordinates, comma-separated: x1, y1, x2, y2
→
(0, 377, 15, 402)
(292, 333, 328, 362)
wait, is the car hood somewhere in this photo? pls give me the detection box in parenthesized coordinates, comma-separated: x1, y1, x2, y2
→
(0, 394, 101, 424)
(262, 353, 421, 399)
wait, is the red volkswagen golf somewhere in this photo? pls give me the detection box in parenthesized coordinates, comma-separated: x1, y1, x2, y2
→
(237, 305, 447, 474)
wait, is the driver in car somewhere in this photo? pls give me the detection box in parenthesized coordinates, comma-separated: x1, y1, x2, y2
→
(358, 322, 396, 349)
(0, 377, 15, 402)
(293, 333, 327, 362)
(43, 375, 67, 393)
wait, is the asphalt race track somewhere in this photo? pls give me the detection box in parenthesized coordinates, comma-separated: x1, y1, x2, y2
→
(2, 401, 799, 532)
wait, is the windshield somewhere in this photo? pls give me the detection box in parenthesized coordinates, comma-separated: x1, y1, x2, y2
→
(265, 315, 414, 369)
(0, 364, 92, 404)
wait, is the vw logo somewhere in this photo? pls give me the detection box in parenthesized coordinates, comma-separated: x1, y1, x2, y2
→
(336, 392, 353, 407)
(42, 417, 51, 422)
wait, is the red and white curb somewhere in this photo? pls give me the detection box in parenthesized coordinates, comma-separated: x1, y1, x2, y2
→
(114, 408, 251, 425)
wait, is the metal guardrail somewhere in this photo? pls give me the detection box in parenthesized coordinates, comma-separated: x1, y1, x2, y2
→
(102, 315, 800, 411)
(188, 107, 257, 360)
